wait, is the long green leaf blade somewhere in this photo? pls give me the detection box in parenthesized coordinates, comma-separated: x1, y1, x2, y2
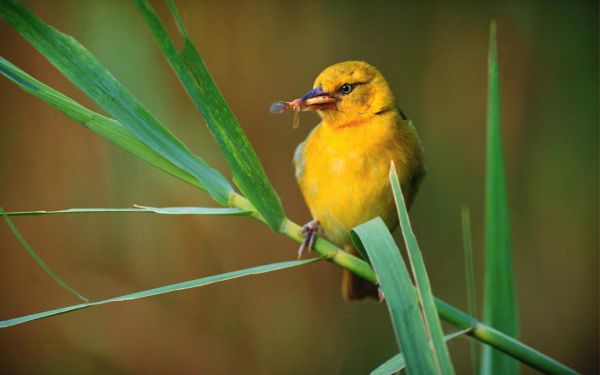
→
(133, 205, 250, 215)
(134, 0, 285, 230)
(389, 163, 454, 374)
(3, 206, 250, 217)
(1, 208, 89, 303)
(461, 206, 479, 375)
(0, 257, 321, 328)
(352, 218, 438, 374)
(0, 56, 206, 190)
(481, 21, 519, 375)
(373, 353, 406, 375)
(372, 329, 472, 375)
(0, 0, 233, 204)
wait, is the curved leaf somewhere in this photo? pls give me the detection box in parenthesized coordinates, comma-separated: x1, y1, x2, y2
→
(134, 0, 285, 230)
(372, 329, 472, 375)
(0, 57, 203, 190)
(0, 0, 234, 204)
(390, 163, 455, 374)
(1, 208, 89, 303)
(352, 218, 439, 374)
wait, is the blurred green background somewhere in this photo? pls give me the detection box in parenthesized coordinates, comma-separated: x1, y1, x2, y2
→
(0, 1, 597, 373)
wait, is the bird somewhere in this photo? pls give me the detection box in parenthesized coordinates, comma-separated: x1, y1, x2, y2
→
(274, 61, 425, 300)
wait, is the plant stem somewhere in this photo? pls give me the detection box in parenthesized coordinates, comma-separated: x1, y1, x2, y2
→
(436, 300, 576, 375)
(461, 206, 479, 375)
(231, 192, 578, 375)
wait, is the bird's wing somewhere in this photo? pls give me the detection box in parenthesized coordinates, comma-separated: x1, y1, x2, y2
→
(293, 139, 307, 181)
(293, 126, 320, 181)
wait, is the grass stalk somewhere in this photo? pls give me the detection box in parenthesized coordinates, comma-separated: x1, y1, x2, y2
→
(1, 208, 89, 303)
(230, 193, 577, 375)
(462, 206, 479, 374)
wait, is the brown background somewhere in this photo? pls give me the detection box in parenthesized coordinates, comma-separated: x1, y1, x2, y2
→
(0, 1, 597, 373)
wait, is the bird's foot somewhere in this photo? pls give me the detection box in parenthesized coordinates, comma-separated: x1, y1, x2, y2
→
(377, 285, 385, 303)
(298, 219, 320, 259)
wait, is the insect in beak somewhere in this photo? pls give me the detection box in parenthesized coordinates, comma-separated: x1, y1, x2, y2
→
(270, 86, 337, 128)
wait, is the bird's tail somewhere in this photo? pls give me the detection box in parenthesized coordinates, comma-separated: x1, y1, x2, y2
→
(341, 246, 379, 301)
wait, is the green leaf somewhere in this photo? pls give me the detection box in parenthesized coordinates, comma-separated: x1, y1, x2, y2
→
(372, 329, 472, 375)
(132, 205, 250, 215)
(134, 0, 285, 230)
(349, 230, 370, 263)
(389, 163, 455, 374)
(372, 353, 406, 375)
(3, 206, 251, 217)
(0, 0, 234, 205)
(0, 257, 321, 328)
(461, 206, 479, 375)
(0, 207, 89, 303)
(352, 218, 438, 375)
(0, 56, 204, 190)
(481, 21, 519, 375)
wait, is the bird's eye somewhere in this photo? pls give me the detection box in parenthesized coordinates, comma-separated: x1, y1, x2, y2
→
(340, 83, 353, 94)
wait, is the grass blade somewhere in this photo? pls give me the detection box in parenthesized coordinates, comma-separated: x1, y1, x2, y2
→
(0, 0, 234, 205)
(389, 163, 455, 374)
(461, 207, 477, 319)
(481, 21, 519, 374)
(0, 257, 321, 328)
(462, 206, 479, 375)
(132, 205, 250, 215)
(372, 353, 406, 375)
(3, 206, 250, 217)
(352, 218, 438, 374)
(372, 328, 473, 375)
(134, 0, 285, 230)
(0, 56, 206, 190)
(1, 208, 89, 303)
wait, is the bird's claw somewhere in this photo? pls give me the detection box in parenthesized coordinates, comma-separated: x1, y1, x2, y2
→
(377, 285, 385, 303)
(298, 219, 320, 259)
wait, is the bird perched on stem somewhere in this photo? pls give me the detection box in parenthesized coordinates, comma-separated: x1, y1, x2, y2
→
(272, 61, 425, 300)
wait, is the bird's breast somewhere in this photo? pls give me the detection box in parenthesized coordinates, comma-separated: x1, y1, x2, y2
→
(296, 123, 412, 246)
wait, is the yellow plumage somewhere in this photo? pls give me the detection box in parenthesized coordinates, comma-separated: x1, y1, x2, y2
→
(292, 61, 425, 299)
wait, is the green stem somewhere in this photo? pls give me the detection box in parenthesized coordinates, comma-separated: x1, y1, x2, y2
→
(231, 192, 578, 375)
(436, 300, 576, 375)
(461, 206, 479, 375)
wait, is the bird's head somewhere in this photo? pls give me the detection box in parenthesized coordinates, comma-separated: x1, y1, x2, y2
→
(301, 61, 396, 127)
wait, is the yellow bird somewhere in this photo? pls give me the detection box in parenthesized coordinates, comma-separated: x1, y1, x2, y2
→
(275, 61, 426, 300)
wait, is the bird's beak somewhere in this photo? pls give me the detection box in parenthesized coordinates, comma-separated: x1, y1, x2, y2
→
(299, 86, 337, 111)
